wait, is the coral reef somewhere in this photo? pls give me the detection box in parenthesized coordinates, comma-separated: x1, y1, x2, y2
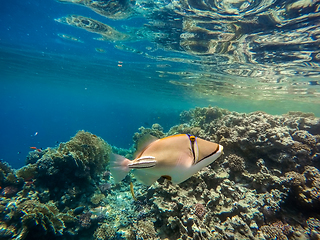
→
(0, 131, 113, 240)
(123, 106, 320, 239)
(282, 165, 320, 209)
(0, 161, 23, 198)
(1, 107, 319, 239)
(24, 130, 112, 204)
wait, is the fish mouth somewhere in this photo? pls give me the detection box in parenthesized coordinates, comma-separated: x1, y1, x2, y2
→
(220, 145, 224, 155)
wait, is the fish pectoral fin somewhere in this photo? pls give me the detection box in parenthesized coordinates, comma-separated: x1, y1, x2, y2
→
(133, 170, 160, 185)
(129, 157, 156, 169)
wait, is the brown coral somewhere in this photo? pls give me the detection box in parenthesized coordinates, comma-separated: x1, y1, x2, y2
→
(284, 166, 320, 208)
(93, 223, 116, 240)
(260, 225, 288, 240)
(79, 212, 92, 229)
(282, 171, 306, 187)
(61, 130, 111, 171)
(1, 186, 19, 197)
(194, 203, 207, 218)
(226, 154, 245, 172)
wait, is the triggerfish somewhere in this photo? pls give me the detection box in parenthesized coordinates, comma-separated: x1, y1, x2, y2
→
(110, 134, 224, 185)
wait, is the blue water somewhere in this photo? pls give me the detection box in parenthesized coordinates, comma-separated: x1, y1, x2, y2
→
(1, 0, 320, 169)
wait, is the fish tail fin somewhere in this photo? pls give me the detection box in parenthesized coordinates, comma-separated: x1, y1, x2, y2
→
(110, 153, 131, 183)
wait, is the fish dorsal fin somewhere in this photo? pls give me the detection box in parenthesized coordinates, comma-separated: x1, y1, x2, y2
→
(135, 134, 159, 158)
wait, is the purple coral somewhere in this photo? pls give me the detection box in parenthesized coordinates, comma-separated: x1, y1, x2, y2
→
(99, 182, 111, 193)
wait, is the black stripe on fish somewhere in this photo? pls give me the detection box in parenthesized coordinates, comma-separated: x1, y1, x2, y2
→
(129, 165, 155, 169)
(187, 134, 197, 163)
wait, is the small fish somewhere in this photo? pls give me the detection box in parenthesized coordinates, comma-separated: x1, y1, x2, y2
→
(30, 147, 42, 152)
(34, 132, 38, 136)
(110, 134, 223, 185)
(90, 206, 108, 216)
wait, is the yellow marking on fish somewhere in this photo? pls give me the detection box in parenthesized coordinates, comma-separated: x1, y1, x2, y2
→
(130, 182, 137, 201)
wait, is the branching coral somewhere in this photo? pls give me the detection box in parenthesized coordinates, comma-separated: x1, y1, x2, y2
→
(93, 223, 116, 240)
(132, 125, 166, 148)
(0, 193, 77, 240)
(60, 130, 111, 172)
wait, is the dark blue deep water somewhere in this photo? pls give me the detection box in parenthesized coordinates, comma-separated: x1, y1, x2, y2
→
(1, 0, 320, 169)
